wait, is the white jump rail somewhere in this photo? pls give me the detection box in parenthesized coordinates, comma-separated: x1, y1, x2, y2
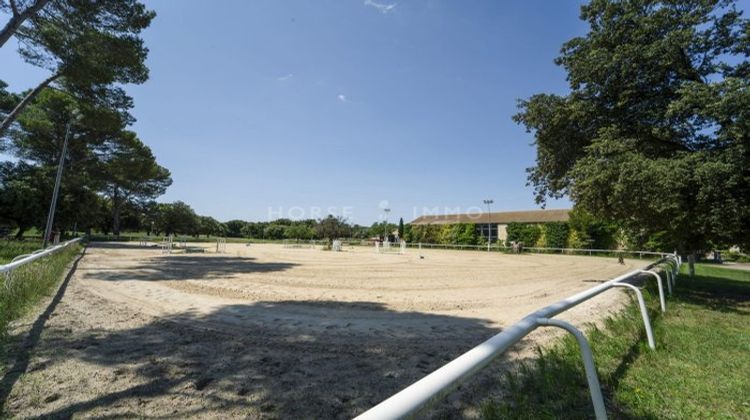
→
(356, 254, 680, 420)
(1, 238, 83, 279)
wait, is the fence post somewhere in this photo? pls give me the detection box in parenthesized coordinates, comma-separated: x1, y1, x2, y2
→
(536, 318, 607, 420)
(665, 271, 673, 295)
(640, 270, 666, 312)
(612, 283, 656, 350)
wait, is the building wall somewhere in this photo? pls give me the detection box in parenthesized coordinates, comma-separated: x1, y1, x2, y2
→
(497, 224, 508, 241)
(475, 223, 509, 242)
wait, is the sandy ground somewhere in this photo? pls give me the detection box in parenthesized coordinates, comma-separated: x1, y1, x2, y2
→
(2, 242, 648, 419)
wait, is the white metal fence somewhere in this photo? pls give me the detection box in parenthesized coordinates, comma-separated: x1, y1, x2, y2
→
(1, 238, 83, 281)
(355, 253, 681, 420)
(406, 241, 667, 258)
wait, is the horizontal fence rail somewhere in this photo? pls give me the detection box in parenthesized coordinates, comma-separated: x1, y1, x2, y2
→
(403, 242, 671, 258)
(0, 238, 83, 275)
(355, 254, 680, 420)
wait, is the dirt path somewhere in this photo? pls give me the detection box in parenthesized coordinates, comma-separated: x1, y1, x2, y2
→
(2, 242, 646, 418)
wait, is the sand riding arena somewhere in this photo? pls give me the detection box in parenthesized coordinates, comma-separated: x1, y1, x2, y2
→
(5, 242, 645, 418)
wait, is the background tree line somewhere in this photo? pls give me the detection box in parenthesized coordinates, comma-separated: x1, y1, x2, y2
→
(87, 202, 403, 243)
(0, 0, 172, 239)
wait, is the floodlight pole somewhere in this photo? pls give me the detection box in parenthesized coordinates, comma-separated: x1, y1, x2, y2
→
(43, 118, 74, 248)
(383, 208, 391, 241)
(483, 199, 493, 252)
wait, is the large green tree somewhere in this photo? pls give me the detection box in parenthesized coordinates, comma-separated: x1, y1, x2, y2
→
(316, 215, 352, 240)
(0, 161, 48, 237)
(0, 0, 154, 136)
(97, 131, 172, 235)
(515, 0, 750, 256)
(155, 201, 198, 236)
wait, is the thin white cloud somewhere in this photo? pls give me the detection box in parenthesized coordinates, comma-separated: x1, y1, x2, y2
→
(337, 94, 348, 103)
(277, 73, 294, 81)
(364, 0, 396, 14)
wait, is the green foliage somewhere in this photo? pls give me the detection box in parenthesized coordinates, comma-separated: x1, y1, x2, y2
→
(402, 223, 413, 242)
(0, 243, 80, 341)
(515, 0, 750, 252)
(97, 130, 171, 235)
(723, 251, 750, 263)
(315, 215, 351, 240)
(224, 220, 246, 238)
(505, 223, 542, 246)
(398, 218, 405, 238)
(437, 223, 478, 245)
(567, 207, 617, 249)
(0, 161, 48, 238)
(542, 222, 569, 248)
(197, 216, 224, 237)
(0, 240, 42, 264)
(154, 201, 197, 236)
(368, 222, 396, 239)
(284, 224, 315, 240)
(240, 222, 263, 238)
(263, 224, 287, 240)
(408, 224, 441, 243)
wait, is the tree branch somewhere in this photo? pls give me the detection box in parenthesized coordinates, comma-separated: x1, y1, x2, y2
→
(0, 0, 51, 49)
(0, 72, 60, 137)
(9, 0, 20, 17)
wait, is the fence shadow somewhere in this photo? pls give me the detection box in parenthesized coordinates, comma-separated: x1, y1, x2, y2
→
(3, 298, 531, 419)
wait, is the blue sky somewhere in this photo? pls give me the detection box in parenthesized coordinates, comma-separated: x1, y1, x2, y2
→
(2, 0, 593, 224)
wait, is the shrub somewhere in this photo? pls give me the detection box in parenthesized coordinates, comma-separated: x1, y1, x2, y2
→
(506, 223, 542, 246)
(568, 207, 618, 249)
(410, 224, 441, 243)
(263, 224, 287, 240)
(543, 222, 570, 248)
(437, 223, 477, 245)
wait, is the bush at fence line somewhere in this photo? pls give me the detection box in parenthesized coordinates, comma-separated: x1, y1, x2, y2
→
(408, 224, 441, 244)
(567, 229, 586, 249)
(506, 223, 542, 247)
(543, 222, 570, 249)
(436, 223, 478, 245)
(723, 251, 750, 263)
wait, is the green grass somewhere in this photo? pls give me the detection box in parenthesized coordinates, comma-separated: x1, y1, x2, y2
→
(0, 242, 82, 345)
(0, 241, 44, 264)
(482, 264, 750, 419)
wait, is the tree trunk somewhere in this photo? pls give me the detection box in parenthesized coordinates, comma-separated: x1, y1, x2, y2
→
(0, 72, 60, 137)
(112, 206, 121, 236)
(688, 253, 696, 277)
(112, 190, 123, 236)
(0, 0, 51, 49)
(14, 225, 26, 239)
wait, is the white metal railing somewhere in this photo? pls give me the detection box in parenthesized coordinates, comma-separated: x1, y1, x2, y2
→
(355, 254, 680, 420)
(0, 238, 83, 279)
(405, 241, 670, 259)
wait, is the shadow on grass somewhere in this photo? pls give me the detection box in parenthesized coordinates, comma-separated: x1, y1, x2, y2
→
(675, 272, 750, 315)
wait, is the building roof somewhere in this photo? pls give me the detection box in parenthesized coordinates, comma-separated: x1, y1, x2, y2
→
(410, 209, 570, 225)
